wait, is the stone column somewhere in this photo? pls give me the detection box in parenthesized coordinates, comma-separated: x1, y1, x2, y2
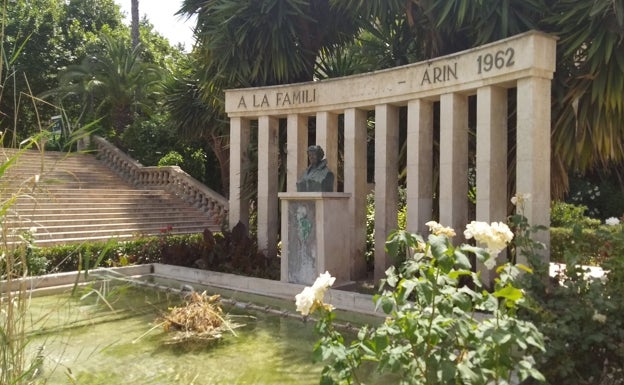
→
(316, 111, 339, 191)
(516, 77, 551, 264)
(406, 99, 434, 235)
(229, 117, 250, 229)
(257, 115, 279, 258)
(439, 93, 469, 235)
(374, 104, 399, 281)
(287, 114, 308, 192)
(476, 86, 508, 281)
(344, 108, 368, 279)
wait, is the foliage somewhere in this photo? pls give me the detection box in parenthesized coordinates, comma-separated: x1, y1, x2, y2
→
(183, 147, 208, 184)
(548, 0, 624, 175)
(304, 224, 545, 385)
(156, 148, 207, 183)
(365, 188, 408, 271)
(1, 0, 65, 141)
(120, 113, 178, 166)
(158, 151, 184, 167)
(27, 226, 279, 280)
(550, 201, 601, 228)
(519, 234, 624, 384)
(49, 34, 165, 136)
(1, 0, 125, 143)
(566, 172, 624, 220)
(364, 192, 376, 269)
(505, 201, 624, 385)
(550, 225, 624, 265)
(162, 54, 230, 193)
(181, 0, 360, 87)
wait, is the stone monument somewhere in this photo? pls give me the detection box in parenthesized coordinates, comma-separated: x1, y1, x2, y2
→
(279, 145, 351, 285)
(226, 31, 557, 283)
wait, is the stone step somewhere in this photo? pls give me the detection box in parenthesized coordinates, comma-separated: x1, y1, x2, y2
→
(8, 204, 204, 214)
(5, 192, 170, 201)
(8, 219, 213, 233)
(6, 225, 215, 246)
(5, 210, 210, 222)
(5, 209, 210, 222)
(11, 194, 186, 205)
(1, 147, 224, 245)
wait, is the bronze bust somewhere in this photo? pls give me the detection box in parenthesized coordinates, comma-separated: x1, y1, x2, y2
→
(296, 145, 334, 192)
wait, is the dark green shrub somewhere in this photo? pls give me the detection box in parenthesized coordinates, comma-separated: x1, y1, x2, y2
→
(29, 227, 279, 279)
(158, 150, 184, 166)
(551, 201, 601, 228)
(120, 113, 178, 166)
(567, 172, 624, 220)
(550, 225, 624, 265)
(365, 187, 408, 271)
(182, 147, 207, 184)
(515, 214, 624, 385)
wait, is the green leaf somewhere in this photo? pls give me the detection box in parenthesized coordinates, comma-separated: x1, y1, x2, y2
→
(494, 284, 523, 302)
(454, 250, 472, 269)
(457, 362, 479, 382)
(516, 263, 533, 274)
(376, 296, 394, 314)
(429, 234, 449, 258)
(478, 293, 499, 312)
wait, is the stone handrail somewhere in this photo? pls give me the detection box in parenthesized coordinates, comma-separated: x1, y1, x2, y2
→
(92, 136, 228, 226)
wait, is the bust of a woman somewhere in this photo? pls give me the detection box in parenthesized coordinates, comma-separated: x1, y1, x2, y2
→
(296, 145, 334, 192)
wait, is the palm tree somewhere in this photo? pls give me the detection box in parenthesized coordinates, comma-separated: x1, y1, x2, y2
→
(49, 34, 163, 135)
(164, 55, 230, 194)
(131, 0, 140, 49)
(547, 0, 624, 179)
(179, 0, 360, 87)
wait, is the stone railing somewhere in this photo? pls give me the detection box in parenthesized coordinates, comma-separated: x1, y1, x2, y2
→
(92, 136, 228, 226)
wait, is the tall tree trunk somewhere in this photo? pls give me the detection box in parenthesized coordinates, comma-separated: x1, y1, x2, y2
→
(131, 0, 140, 49)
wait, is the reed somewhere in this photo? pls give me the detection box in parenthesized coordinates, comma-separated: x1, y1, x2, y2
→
(1, 0, 49, 380)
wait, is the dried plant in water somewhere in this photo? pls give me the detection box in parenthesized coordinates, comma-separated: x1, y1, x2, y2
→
(159, 292, 243, 345)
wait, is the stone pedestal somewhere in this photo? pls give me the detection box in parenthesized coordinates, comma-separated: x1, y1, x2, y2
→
(279, 192, 351, 285)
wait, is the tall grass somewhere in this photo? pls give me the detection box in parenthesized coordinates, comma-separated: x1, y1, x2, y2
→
(1, 0, 31, 379)
(1, 0, 51, 381)
(0, 142, 41, 384)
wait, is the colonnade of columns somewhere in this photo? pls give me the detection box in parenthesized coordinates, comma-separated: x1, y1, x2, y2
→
(225, 31, 556, 282)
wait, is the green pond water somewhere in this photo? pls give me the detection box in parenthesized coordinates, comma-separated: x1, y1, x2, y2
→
(25, 282, 385, 385)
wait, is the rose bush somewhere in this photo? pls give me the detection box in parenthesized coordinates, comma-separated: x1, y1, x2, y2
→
(297, 221, 545, 385)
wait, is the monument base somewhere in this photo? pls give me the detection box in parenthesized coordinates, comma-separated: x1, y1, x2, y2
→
(279, 192, 351, 285)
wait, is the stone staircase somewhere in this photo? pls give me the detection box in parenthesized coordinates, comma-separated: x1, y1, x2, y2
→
(1, 146, 226, 246)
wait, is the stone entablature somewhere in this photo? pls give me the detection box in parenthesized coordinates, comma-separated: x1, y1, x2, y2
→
(225, 31, 555, 117)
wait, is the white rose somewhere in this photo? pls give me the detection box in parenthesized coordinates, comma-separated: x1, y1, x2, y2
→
(295, 272, 336, 316)
(295, 286, 316, 316)
(312, 271, 335, 291)
(464, 221, 514, 257)
(605, 217, 620, 226)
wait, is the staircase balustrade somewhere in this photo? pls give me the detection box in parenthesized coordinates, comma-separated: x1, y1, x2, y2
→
(92, 136, 228, 226)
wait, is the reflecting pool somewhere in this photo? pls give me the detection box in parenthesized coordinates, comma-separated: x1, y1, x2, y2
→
(26, 283, 383, 384)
